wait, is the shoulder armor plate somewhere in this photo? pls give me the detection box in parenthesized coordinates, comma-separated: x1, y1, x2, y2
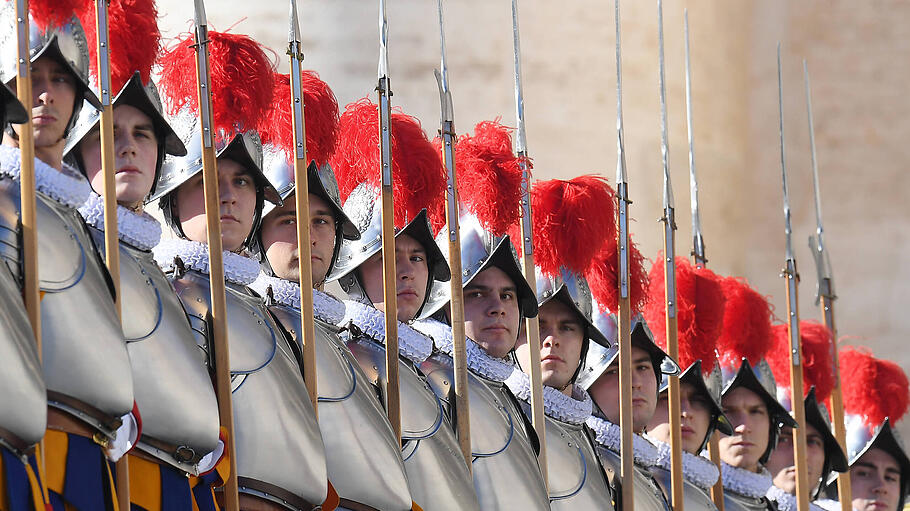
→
(543, 416, 616, 510)
(96, 237, 220, 468)
(346, 336, 480, 510)
(723, 491, 775, 511)
(594, 444, 671, 510)
(37, 196, 132, 429)
(170, 272, 328, 504)
(0, 265, 46, 449)
(269, 308, 413, 510)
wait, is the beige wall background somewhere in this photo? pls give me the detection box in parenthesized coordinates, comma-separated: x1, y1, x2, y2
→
(154, 0, 909, 430)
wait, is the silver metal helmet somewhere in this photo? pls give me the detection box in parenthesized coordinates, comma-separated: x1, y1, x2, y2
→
(420, 211, 537, 321)
(0, 4, 101, 135)
(532, 269, 614, 384)
(255, 144, 359, 278)
(576, 303, 681, 392)
(720, 358, 798, 463)
(1, 81, 27, 127)
(64, 72, 187, 196)
(833, 417, 910, 505)
(153, 109, 280, 248)
(332, 182, 451, 318)
(654, 360, 733, 452)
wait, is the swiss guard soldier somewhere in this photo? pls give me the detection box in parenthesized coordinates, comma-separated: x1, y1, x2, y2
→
(764, 321, 848, 511)
(817, 347, 910, 511)
(152, 30, 332, 510)
(642, 257, 732, 511)
(63, 4, 226, 508)
(250, 71, 414, 511)
(0, 80, 48, 511)
(1, 4, 133, 509)
(412, 121, 549, 510)
(328, 97, 480, 511)
(577, 309, 679, 511)
(714, 276, 798, 511)
(505, 177, 623, 509)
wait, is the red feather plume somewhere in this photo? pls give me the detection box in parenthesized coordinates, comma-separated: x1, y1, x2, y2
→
(258, 71, 339, 167)
(527, 175, 615, 276)
(449, 120, 526, 236)
(158, 30, 275, 136)
(77, 0, 160, 92)
(641, 256, 726, 373)
(30, 0, 85, 32)
(840, 347, 910, 427)
(715, 276, 774, 368)
(767, 321, 836, 402)
(585, 232, 649, 314)
(330, 97, 447, 230)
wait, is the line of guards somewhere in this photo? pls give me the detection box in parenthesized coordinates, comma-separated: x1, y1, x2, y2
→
(0, 3, 908, 511)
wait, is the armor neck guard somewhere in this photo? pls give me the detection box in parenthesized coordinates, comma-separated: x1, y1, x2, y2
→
(721, 461, 773, 499)
(586, 414, 661, 467)
(250, 273, 345, 325)
(765, 485, 825, 511)
(412, 318, 514, 382)
(0, 145, 90, 209)
(341, 299, 433, 363)
(153, 238, 259, 285)
(505, 368, 592, 424)
(79, 192, 161, 250)
(648, 437, 719, 489)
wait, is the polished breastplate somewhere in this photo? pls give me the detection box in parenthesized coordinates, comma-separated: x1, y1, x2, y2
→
(596, 445, 671, 510)
(0, 262, 45, 451)
(268, 303, 412, 511)
(651, 465, 719, 511)
(90, 228, 220, 472)
(170, 270, 327, 509)
(724, 490, 775, 511)
(420, 354, 549, 510)
(0, 180, 132, 435)
(525, 405, 614, 510)
(345, 334, 480, 511)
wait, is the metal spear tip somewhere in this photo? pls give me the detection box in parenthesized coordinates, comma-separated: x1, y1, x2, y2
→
(289, 0, 302, 44)
(434, 69, 454, 124)
(193, 0, 208, 27)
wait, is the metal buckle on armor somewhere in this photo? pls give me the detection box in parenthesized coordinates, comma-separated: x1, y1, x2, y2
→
(92, 432, 111, 449)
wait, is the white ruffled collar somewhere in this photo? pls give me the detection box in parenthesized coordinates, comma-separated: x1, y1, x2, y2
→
(78, 192, 161, 251)
(153, 238, 259, 286)
(411, 318, 515, 383)
(645, 438, 719, 489)
(721, 461, 773, 499)
(249, 272, 346, 325)
(584, 415, 661, 467)
(765, 485, 825, 511)
(0, 145, 91, 208)
(504, 368, 592, 425)
(340, 299, 434, 364)
(813, 499, 842, 511)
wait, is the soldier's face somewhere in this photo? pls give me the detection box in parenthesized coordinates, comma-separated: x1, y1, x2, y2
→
(79, 105, 158, 209)
(719, 386, 770, 471)
(516, 300, 584, 394)
(260, 193, 337, 284)
(647, 381, 712, 454)
(462, 266, 520, 358)
(850, 448, 902, 511)
(358, 234, 429, 321)
(7, 57, 76, 153)
(766, 423, 827, 496)
(588, 345, 658, 432)
(174, 159, 257, 252)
